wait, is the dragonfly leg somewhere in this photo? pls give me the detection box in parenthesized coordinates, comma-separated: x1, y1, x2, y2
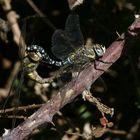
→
(93, 60, 105, 71)
(93, 58, 113, 71)
(96, 59, 113, 64)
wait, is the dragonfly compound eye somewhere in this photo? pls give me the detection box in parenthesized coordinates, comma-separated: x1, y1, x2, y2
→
(94, 44, 106, 57)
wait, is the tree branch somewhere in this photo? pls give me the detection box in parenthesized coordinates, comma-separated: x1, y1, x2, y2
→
(2, 15, 140, 140)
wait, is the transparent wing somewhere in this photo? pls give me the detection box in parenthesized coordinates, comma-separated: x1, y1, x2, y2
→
(65, 12, 84, 49)
(51, 29, 74, 60)
(51, 12, 84, 60)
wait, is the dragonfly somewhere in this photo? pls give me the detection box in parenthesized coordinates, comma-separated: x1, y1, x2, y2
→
(23, 12, 106, 84)
(23, 12, 106, 83)
(50, 12, 106, 75)
(1, 12, 106, 129)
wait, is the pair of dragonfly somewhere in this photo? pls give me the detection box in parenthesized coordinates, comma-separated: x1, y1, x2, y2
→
(2, 12, 106, 126)
(22, 12, 106, 84)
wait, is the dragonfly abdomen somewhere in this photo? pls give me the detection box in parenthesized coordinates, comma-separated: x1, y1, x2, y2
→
(26, 45, 73, 67)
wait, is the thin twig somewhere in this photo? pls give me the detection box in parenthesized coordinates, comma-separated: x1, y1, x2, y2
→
(0, 103, 44, 114)
(5, 61, 21, 90)
(3, 115, 26, 119)
(107, 128, 127, 135)
(65, 127, 127, 139)
(26, 0, 56, 30)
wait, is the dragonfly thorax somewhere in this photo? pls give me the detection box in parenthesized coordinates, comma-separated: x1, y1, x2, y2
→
(83, 48, 96, 60)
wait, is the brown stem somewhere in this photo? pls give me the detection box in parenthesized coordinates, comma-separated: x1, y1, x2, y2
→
(1, 0, 23, 47)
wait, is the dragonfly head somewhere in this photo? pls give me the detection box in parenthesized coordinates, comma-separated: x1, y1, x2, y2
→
(93, 44, 106, 58)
